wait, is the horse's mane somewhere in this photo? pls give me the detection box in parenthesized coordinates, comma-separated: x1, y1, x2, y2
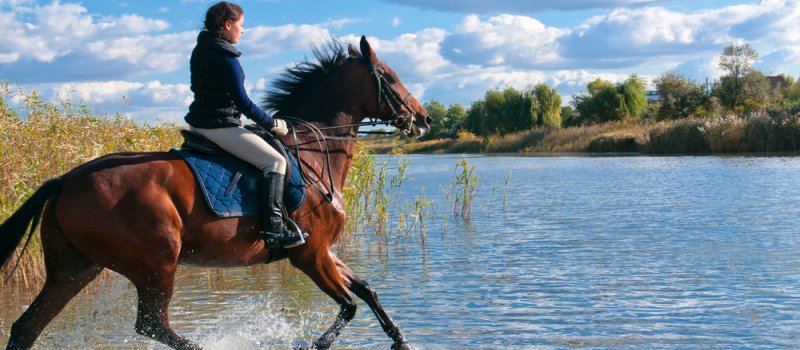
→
(262, 39, 360, 116)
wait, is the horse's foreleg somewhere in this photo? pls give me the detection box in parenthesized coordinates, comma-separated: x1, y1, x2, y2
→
(336, 260, 411, 350)
(7, 205, 103, 350)
(292, 252, 357, 350)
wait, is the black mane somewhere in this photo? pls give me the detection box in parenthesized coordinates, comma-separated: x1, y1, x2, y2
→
(262, 39, 359, 115)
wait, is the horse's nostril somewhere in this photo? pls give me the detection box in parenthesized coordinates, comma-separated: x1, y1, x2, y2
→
(425, 116, 432, 126)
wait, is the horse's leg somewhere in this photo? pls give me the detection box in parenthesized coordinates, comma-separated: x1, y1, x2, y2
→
(7, 204, 103, 350)
(335, 259, 410, 350)
(292, 251, 358, 350)
(129, 262, 200, 350)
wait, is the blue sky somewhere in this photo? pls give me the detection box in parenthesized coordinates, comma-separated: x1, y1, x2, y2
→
(1, 0, 799, 124)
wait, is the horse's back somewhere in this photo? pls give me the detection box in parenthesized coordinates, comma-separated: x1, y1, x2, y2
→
(54, 151, 270, 269)
(54, 152, 194, 272)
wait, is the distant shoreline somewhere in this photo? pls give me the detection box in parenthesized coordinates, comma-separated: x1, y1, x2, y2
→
(363, 114, 800, 156)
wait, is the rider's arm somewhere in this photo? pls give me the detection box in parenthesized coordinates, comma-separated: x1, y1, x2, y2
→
(215, 55, 275, 129)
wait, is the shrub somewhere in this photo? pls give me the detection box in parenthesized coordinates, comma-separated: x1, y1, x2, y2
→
(647, 120, 710, 154)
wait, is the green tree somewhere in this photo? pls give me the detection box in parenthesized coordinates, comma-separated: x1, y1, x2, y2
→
(423, 99, 448, 138)
(716, 43, 758, 110)
(618, 75, 648, 119)
(654, 71, 706, 119)
(531, 83, 562, 128)
(465, 100, 486, 135)
(714, 70, 771, 113)
(482, 87, 535, 135)
(573, 75, 648, 124)
(445, 103, 467, 133)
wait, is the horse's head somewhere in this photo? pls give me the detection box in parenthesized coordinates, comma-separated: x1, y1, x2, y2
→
(349, 36, 431, 137)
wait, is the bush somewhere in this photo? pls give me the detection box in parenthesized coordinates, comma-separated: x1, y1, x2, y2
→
(647, 120, 710, 154)
(587, 135, 640, 153)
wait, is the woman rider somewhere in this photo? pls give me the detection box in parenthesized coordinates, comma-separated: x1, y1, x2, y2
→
(184, 1, 302, 249)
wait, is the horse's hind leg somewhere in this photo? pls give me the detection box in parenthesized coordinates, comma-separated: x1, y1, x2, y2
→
(129, 262, 200, 350)
(7, 204, 103, 350)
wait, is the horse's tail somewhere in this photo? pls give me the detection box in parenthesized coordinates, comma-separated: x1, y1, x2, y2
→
(0, 176, 66, 268)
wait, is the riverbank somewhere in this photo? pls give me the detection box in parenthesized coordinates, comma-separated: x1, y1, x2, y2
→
(365, 113, 800, 155)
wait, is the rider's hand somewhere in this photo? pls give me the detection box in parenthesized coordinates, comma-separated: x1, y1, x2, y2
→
(272, 118, 289, 136)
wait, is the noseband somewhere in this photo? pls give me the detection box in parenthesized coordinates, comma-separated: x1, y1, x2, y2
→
(363, 58, 415, 130)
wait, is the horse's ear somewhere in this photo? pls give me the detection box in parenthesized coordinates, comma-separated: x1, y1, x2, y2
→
(348, 43, 360, 58)
(360, 35, 377, 63)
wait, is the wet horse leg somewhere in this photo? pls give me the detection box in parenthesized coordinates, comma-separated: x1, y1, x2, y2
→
(293, 252, 410, 350)
(127, 260, 199, 349)
(335, 259, 410, 350)
(292, 251, 357, 350)
(6, 205, 103, 350)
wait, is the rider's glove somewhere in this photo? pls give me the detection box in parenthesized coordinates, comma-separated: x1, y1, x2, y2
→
(272, 118, 289, 136)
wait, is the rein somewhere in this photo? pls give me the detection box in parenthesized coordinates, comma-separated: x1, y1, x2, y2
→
(275, 55, 414, 204)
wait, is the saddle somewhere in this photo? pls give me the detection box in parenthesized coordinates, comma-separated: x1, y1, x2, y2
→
(172, 127, 306, 218)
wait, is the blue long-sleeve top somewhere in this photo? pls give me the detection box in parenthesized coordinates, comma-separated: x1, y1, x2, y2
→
(215, 55, 274, 129)
(185, 30, 274, 129)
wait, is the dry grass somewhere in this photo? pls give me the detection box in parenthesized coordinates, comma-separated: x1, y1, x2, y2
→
(1, 84, 183, 288)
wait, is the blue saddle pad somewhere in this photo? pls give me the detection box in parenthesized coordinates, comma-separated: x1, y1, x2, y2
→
(172, 148, 305, 218)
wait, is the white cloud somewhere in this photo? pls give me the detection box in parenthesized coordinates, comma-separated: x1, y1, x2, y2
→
(321, 17, 361, 30)
(84, 31, 196, 73)
(241, 24, 332, 57)
(392, 17, 402, 27)
(382, 0, 667, 14)
(43, 80, 193, 123)
(0, 0, 187, 79)
(441, 14, 568, 68)
(113, 14, 171, 33)
(561, 3, 773, 67)
(346, 28, 450, 77)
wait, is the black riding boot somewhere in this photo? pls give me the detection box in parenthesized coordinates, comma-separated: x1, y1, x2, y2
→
(260, 171, 303, 249)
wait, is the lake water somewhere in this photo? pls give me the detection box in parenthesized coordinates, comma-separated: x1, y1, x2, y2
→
(2, 154, 800, 349)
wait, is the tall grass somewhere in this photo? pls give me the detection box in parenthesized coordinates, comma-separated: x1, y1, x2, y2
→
(648, 112, 800, 154)
(1, 83, 183, 290)
(342, 147, 432, 244)
(444, 158, 479, 221)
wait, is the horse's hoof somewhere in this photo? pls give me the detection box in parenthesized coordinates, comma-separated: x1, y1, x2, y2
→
(391, 341, 413, 350)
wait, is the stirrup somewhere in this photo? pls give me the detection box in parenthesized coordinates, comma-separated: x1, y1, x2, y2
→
(283, 218, 308, 248)
(263, 219, 307, 249)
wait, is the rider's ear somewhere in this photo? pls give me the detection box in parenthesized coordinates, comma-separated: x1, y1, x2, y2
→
(348, 43, 360, 58)
(359, 35, 377, 63)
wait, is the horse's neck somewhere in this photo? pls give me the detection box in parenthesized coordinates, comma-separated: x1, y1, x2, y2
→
(292, 122, 359, 193)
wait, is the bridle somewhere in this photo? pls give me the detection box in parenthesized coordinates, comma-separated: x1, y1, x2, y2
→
(278, 56, 420, 203)
(363, 58, 416, 132)
(288, 56, 418, 140)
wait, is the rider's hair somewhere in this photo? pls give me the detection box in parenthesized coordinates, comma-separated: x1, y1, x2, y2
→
(203, 2, 243, 37)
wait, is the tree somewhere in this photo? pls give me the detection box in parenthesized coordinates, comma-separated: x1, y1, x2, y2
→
(445, 103, 467, 133)
(422, 99, 447, 138)
(717, 43, 758, 110)
(714, 70, 771, 113)
(465, 100, 486, 135)
(531, 83, 562, 128)
(481, 87, 535, 135)
(573, 76, 647, 124)
(618, 75, 648, 119)
(654, 71, 706, 119)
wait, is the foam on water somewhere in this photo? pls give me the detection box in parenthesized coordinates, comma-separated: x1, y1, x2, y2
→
(199, 294, 313, 350)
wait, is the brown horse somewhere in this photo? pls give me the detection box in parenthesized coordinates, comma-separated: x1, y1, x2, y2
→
(0, 36, 430, 350)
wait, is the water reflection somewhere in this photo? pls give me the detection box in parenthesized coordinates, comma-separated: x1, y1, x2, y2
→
(2, 155, 800, 349)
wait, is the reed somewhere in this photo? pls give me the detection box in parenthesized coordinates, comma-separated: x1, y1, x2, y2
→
(0, 84, 183, 289)
(342, 146, 433, 242)
(445, 158, 479, 221)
